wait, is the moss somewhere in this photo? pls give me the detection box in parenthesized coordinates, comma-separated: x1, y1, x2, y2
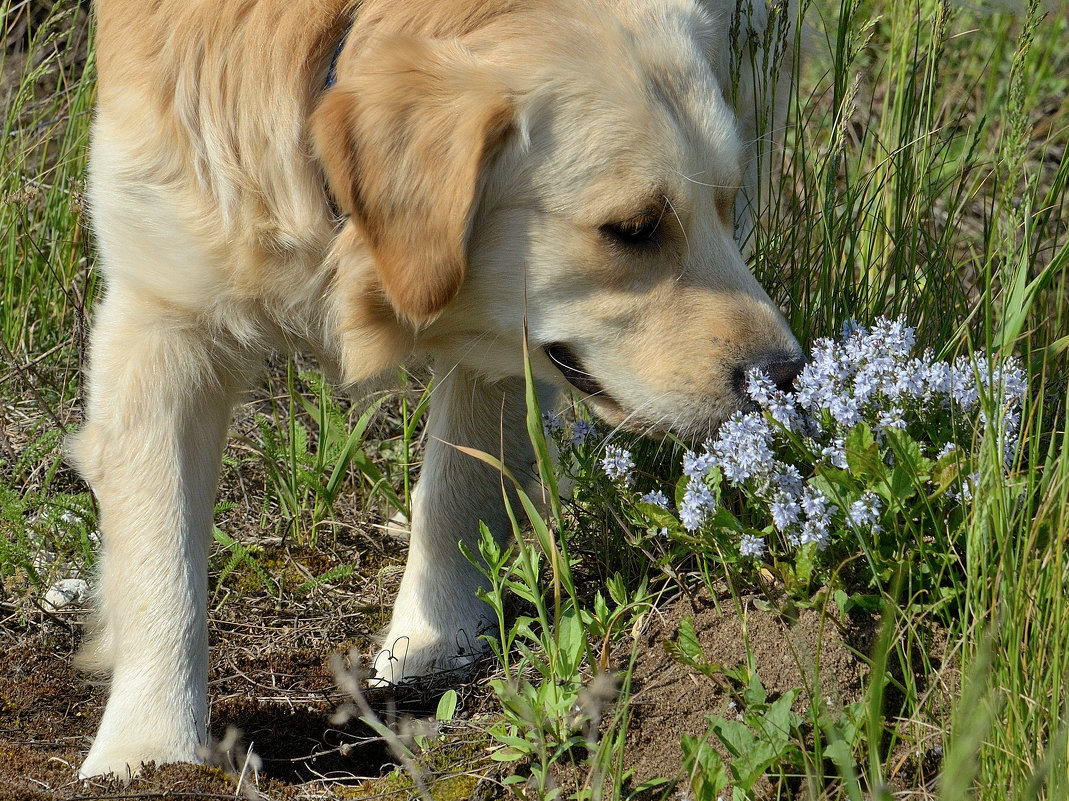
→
(332, 726, 498, 800)
(336, 770, 480, 801)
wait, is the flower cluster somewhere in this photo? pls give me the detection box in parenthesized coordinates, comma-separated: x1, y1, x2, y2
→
(627, 317, 1026, 561)
(600, 445, 636, 485)
(543, 411, 598, 447)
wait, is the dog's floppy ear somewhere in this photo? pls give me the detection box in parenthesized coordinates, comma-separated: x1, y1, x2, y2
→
(311, 34, 514, 325)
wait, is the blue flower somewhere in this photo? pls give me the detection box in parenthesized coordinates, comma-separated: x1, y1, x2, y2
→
(820, 437, 849, 469)
(891, 358, 928, 400)
(542, 410, 565, 435)
(936, 441, 959, 460)
(713, 412, 776, 485)
(840, 318, 864, 338)
(772, 466, 804, 498)
(682, 447, 716, 479)
(949, 356, 980, 409)
(739, 534, 766, 558)
(846, 491, 882, 532)
(767, 394, 803, 432)
(571, 418, 597, 446)
(797, 518, 832, 550)
(661, 315, 1026, 565)
(601, 444, 636, 484)
(680, 478, 716, 530)
(801, 485, 832, 519)
(745, 369, 777, 406)
(924, 360, 953, 398)
(829, 393, 862, 428)
(640, 489, 670, 508)
(876, 407, 906, 432)
(769, 492, 801, 532)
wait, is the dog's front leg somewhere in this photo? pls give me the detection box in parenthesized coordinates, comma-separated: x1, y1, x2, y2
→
(71, 288, 241, 778)
(373, 362, 538, 683)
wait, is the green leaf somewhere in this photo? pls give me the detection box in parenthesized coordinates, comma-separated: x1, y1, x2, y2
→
(435, 689, 458, 723)
(296, 563, 353, 594)
(840, 592, 882, 614)
(674, 473, 691, 510)
(709, 717, 756, 759)
(521, 325, 560, 524)
(709, 506, 744, 532)
(846, 422, 882, 478)
(930, 451, 964, 495)
(681, 734, 730, 801)
(741, 672, 767, 707)
(676, 617, 704, 665)
(489, 747, 530, 763)
(665, 617, 725, 680)
(554, 608, 585, 676)
(885, 429, 934, 498)
(793, 541, 818, 587)
(324, 394, 389, 502)
(722, 663, 751, 686)
(637, 501, 679, 529)
(824, 738, 855, 771)
(760, 690, 801, 745)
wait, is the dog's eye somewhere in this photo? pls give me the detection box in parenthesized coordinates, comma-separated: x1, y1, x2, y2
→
(601, 215, 660, 247)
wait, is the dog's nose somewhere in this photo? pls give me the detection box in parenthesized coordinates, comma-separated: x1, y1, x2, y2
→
(732, 353, 807, 397)
(765, 356, 807, 392)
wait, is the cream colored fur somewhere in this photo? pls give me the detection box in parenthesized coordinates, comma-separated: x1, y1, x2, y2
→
(76, 0, 801, 778)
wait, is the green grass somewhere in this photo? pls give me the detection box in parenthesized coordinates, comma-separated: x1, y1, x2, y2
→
(782, 1, 1069, 796)
(3, 0, 1069, 798)
(1, 0, 93, 389)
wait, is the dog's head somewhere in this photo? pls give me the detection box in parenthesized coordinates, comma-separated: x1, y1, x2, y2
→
(312, 0, 802, 438)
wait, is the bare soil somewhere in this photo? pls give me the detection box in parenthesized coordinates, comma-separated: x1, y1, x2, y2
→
(0, 550, 495, 801)
(0, 561, 953, 800)
(622, 587, 952, 798)
(624, 592, 872, 790)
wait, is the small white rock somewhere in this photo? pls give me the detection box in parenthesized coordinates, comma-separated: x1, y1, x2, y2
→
(384, 508, 411, 542)
(43, 578, 89, 611)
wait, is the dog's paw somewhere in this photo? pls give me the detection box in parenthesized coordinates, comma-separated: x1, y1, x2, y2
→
(78, 741, 201, 780)
(78, 747, 199, 781)
(370, 627, 485, 685)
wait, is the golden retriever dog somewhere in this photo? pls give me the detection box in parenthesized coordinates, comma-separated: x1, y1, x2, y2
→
(74, 0, 803, 778)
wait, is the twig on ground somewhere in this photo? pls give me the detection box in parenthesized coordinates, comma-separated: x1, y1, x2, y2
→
(329, 648, 435, 801)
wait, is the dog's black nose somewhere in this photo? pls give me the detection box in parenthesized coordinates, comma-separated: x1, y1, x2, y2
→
(765, 356, 807, 393)
(732, 353, 808, 397)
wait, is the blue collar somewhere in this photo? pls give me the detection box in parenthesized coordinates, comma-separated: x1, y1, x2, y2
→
(325, 20, 353, 90)
(323, 17, 355, 220)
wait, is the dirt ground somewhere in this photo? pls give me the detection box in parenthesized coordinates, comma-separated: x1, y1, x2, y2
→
(0, 557, 953, 801)
(0, 544, 494, 801)
(622, 590, 951, 797)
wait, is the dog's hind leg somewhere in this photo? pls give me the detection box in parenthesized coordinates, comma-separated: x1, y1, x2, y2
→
(373, 362, 536, 683)
(71, 286, 243, 778)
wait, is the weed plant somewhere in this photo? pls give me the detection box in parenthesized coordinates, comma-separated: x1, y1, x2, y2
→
(239, 363, 411, 544)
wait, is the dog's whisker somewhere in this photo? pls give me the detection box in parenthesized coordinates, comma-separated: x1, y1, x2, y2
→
(663, 195, 691, 279)
(672, 169, 737, 190)
(591, 392, 674, 448)
(548, 350, 599, 381)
